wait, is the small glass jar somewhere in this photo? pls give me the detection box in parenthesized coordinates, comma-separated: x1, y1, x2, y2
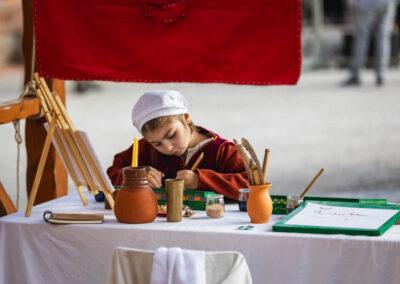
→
(206, 194, 225, 218)
(238, 188, 250, 212)
(286, 195, 303, 214)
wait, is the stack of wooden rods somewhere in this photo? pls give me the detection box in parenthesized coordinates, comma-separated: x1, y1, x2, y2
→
(233, 138, 270, 185)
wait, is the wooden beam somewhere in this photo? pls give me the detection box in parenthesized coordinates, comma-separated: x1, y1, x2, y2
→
(22, 0, 68, 204)
(0, 181, 16, 217)
(0, 97, 40, 124)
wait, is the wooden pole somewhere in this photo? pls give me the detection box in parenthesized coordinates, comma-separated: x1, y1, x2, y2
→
(36, 89, 88, 206)
(22, 0, 67, 204)
(25, 113, 58, 216)
(0, 181, 16, 217)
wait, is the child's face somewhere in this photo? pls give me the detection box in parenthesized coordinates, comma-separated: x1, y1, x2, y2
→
(143, 117, 191, 156)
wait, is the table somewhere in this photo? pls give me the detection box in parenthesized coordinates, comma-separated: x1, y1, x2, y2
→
(1, 192, 400, 284)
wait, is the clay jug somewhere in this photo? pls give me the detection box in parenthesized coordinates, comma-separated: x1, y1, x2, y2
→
(114, 167, 158, 223)
(247, 183, 273, 223)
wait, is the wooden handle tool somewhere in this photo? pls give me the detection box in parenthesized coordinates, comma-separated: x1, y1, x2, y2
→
(262, 149, 270, 183)
(299, 168, 325, 198)
(233, 139, 253, 185)
(241, 138, 263, 185)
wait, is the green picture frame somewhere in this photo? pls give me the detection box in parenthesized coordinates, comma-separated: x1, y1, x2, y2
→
(273, 201, 400, 236)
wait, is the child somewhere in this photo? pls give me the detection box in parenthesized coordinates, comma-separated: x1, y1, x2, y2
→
(106, 90, 248, 200)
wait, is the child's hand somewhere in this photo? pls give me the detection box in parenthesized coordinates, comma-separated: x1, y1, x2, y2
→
(147, 167, 165, 188)
(176, 170, 198, 190)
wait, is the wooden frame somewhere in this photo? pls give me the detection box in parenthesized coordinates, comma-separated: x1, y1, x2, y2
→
(0, 181, 17, 216)
(25, 74, 114, 216)
(273, 201, 400, 236)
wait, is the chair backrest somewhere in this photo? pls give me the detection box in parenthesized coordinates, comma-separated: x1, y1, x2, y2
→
(0, 181, 16, 217)
(107, 247, 252, 284)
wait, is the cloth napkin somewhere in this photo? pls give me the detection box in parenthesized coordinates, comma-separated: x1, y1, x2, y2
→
(150, 247, 206, 284)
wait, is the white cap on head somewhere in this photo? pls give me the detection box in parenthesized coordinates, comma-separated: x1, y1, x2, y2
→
(131, 90, 188, 132)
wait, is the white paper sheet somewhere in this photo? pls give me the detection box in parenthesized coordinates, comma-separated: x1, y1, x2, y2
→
(76, 130, 114, 192)
(285, 202, 398, 229)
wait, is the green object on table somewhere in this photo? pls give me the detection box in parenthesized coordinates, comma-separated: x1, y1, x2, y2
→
(270, 195, 387, 215)
(152, 188, 215, 210)
(273, 201, 400, 236)
(271, 195, 288, 215)
(304, 196, 387, 204)
(237, 225, 255, 230)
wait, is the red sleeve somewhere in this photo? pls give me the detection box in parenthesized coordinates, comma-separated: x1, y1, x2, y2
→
(107, 139, 155, 186)
(196, 143, 248, 200)
(106, 146, 132, 186)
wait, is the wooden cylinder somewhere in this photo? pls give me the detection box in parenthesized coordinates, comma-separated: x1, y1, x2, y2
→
(166, 179, 184, 222)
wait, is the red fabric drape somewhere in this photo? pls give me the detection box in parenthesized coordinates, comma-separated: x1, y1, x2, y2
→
(34, 0, 302, 85)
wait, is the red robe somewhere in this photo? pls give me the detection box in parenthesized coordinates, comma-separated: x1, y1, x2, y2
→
(107, 127, 248, 200)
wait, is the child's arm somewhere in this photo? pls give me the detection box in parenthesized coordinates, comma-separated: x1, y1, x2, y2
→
(147, 167, 165, 188)
(196, 144, 249, 200)
(107, 140, 165, 188)
(176, 170, 198, 189)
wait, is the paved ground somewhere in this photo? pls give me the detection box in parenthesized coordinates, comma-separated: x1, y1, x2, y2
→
(1, 67, 400, 210)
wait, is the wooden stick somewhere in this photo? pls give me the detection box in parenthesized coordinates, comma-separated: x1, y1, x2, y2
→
(191, 152, 204, 171)
(233, 139, 253, 185)
(251, 165, 262, 185)
(25, 113, 58, 217)
(241, 138, 263, 183)
(249, 167, 254, 185)
(262, 149, 270, 183)
(233, 139, 250, 166)
(299, 168, 325, 198)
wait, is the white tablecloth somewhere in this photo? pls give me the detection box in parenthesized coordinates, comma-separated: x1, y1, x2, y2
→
(1, 192, 400, 284)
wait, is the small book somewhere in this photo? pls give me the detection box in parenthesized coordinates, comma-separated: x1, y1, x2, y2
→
(43, 210, 104, 224)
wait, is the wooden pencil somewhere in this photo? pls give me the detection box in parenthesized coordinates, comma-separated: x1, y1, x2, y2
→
(191, 152, 204, 171)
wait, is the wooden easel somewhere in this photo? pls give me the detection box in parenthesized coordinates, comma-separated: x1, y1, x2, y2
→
(25, 73, 115, 216)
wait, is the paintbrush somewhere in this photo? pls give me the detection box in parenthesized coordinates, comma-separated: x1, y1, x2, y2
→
(299, 168, 325, 198)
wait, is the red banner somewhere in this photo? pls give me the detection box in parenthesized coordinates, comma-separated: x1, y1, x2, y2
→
(34, 0, 302, 85)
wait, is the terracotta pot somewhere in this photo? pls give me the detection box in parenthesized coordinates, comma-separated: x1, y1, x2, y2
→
(247, 183, 273, 223)
(114, 167, 158, 223)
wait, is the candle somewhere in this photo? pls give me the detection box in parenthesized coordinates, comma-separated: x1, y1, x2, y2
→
(132, 137, 138, 167)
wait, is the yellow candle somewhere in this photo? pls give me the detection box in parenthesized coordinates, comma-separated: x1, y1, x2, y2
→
(132, 137, 138, 167)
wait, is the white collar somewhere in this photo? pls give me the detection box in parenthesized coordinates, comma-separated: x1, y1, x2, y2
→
(185, 137, 213, 165)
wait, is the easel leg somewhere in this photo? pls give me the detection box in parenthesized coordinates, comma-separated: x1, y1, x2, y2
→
(104, 191, 114, 210)
(25, 117, 57, 217)
(77, 186, 88, 206)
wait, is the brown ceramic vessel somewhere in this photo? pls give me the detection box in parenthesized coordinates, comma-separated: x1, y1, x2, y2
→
(247, 183, 273, 223)
(114, 167, 158, 223)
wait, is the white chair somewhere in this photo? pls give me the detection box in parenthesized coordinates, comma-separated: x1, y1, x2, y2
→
(107, 247, 253, 284)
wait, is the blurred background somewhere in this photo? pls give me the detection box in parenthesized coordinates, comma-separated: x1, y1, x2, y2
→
(1, 0, 400, 211)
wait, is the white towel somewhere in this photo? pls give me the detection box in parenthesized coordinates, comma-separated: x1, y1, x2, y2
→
(150, 247, 206, 284)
